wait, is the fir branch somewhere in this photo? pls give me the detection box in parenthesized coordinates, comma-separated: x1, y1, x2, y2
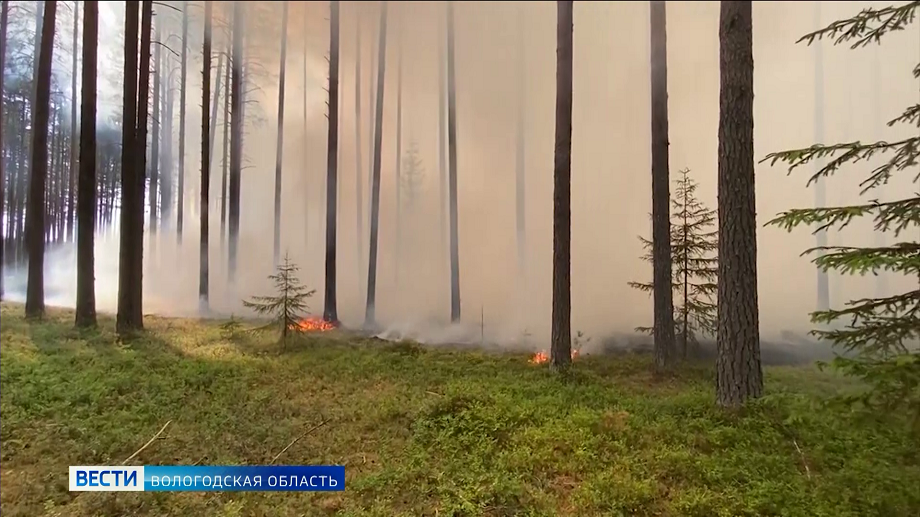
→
(767, 197, 920, 236)
(796, 1, 920, 48)
(805, 243, 920, 276)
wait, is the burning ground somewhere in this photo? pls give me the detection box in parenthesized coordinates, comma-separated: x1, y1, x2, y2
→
(2, 302, 918, 516)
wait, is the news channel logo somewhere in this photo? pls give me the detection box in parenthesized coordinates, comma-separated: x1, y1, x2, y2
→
(69, 465, 345, 492)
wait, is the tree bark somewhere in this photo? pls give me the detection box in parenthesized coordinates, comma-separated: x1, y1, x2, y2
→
(364, 0, 388, 328)
(150, 23, 161, 235)
(323, 0, 340, 324)
(24, 0, 57, 319)
(75, 0, 97, 327)
(67, 0, 79, 243)
(177, 0, 188, 242)
(650, 0, 676, 371)
(0, 0, 9, 300)
(446, 0, 461, 322)
(273, 0, 289, 265)
(220, 42, 229, 247)
(228, 0, 243, 283)
(550, 0, 573, 369)
(200, 0, 211, 309)
(716, 0, 762, 407)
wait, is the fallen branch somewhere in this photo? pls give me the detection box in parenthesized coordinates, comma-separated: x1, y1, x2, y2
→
(270, 419, 329, 465)
(122, 421, 172, 465)
(792, 439, 812, 479)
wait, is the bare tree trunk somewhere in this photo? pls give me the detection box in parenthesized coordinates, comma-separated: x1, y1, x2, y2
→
(366, 13, 375, 249)
(67, 0, 79, 243)
(150, 23, 161, 235)
(0, 0, 9, 300)
(446, 0, 461, 322)
(715, 0, 762, 407)
(354, 11, 363, 289)
(550, 0, 573, 369)
(813, 1, 829, 313)
(650, 0, 675, 371)
(208, 48, 222, 177)
(273, 0, 289, 265)
(220, 44, 229, 247)
(364, 0, 388, 328)
(200, 0, 211, 310)
(24, 0, 56, 319)
(228, 0, 243, 283)
(177, 0, 188, 242)
(394, 20, 402, 285)
(323, 0, 340, 324)
(75, 0, 97, 328)
(161, 55, 173, 224)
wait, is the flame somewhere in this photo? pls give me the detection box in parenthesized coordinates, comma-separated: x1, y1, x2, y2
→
(529, 349, 579, 364)
(295, 316, 336, 332)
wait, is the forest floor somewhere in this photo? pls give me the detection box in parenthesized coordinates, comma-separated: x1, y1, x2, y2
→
(1, 302, 919, 517)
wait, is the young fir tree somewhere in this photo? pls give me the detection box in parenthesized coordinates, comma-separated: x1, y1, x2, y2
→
(763, 2, 919, 427)
(243, 253, 315, 343)
(630, 168, 718, 359)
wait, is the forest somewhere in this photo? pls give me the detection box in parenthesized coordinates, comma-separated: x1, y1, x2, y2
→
(0, 0, 918, 515)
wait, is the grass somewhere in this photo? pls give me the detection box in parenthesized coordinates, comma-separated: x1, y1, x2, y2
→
(1, 302, 918, 517)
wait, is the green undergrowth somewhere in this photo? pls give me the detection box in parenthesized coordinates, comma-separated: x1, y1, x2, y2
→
(1, 302, 918, 516)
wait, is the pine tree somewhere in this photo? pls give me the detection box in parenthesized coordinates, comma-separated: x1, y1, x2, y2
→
(763, 1, 920, 426)
(243, 253, 316, 343)
(630, 168, 718, 359)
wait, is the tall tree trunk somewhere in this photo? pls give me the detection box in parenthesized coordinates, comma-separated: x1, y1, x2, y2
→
(24, 0, 56, 319)
(354, 11, 363, 288)
(650, 0, 676, 370)
(162, 55, 173, 224)
(364, 0, 388, 328)
(323, 0, 340, 324)
(75, 0, 97, 328)
(515, 3, 526, 299)
(273, 0, 289, 265)
(67, 0, 79, 243)
(550, 0, 573, 369)
(200, 0, 211, 309)
(446, 0, 461, 322)
(220, 43, 229, 247)
(0, 0, 9, 300)
(208, 48, 222, 177)
(813, 1, 829, 313)
(366, 13, 375, 249)
(177, 0, 188, 242)
(715, 0, 762, 407)
(394, 21, 402, 285)
(150, 23, 161, 235)
(228, 0, 243, 283)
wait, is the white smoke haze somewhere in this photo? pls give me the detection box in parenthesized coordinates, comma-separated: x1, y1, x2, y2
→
(4, 1, 917, 354)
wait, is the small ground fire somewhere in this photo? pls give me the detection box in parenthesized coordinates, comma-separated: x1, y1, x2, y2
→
(529, 349, 579, 365)
(296, 317, 336, 332)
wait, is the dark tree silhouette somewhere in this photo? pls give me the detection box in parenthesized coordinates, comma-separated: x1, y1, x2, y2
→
(228, 0, 243, 283)
(272, 0, 289, 265)
(365, 0, 388, 328)
(199, 0, 212, 310)
(323, 0, 340, 324)
(649, 0, 676, 370)
(75, 0, 98, 328)
(149, 22, 161, 235)
(67, 0, 78, 243)
(24, 0, 56, 319)
(446, 0, 461, 322)
(715, 0, 762, 407)
(550, 0, 573, 370)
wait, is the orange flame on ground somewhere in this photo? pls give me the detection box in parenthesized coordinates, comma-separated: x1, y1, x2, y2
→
(529, 349, 579, 364)
(295, 317, 336, 332)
